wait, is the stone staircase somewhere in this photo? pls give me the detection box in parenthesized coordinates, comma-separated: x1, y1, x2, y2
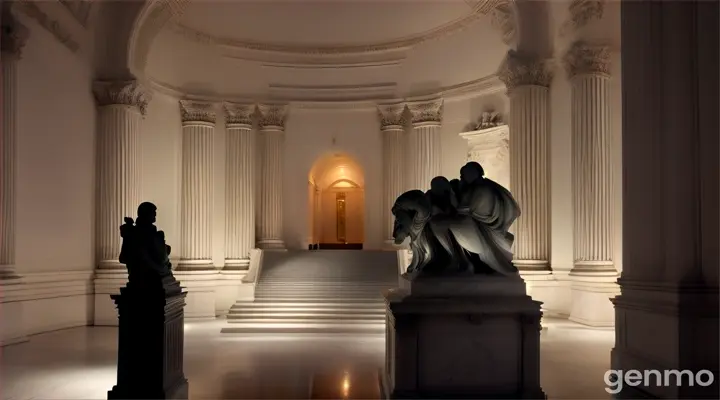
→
(222, 250, 399, 334)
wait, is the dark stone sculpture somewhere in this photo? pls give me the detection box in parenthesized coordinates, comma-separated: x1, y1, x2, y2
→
(108, 202, 188, 400)
(392, 162, 521, 278)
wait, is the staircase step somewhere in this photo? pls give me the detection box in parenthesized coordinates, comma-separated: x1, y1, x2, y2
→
(221, 323, 385, 335)
(227, 313, 385, 320)
(246, 298, 386, 304)
(230, 305, 385, 312)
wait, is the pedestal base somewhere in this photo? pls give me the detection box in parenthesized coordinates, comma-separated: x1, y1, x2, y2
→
(109, 280, 189, 399)
(569, 273, 619, 327)
(257, 239, 285, 250)
(381, 274, 545, 399)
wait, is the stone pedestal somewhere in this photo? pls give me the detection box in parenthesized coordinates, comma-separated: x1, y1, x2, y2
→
(380, 274, 544, 399)
(108, 279, 188, 400)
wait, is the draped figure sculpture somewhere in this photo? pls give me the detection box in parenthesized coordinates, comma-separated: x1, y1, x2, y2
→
(119, 202, 179, 293)
(392, 162, 521, 278)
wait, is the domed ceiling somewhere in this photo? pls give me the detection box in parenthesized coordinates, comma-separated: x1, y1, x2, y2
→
(145, 0, 511, 102)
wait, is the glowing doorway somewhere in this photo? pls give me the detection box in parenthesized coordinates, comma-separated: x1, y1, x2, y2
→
(307, 153, 365, 250)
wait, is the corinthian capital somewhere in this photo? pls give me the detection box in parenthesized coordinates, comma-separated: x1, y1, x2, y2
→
(563, 41, 611, 78)
(257, 104, 288, 130)
(223, 103, 255, 127)
(377, 103, 406, 130)
(0, 11, 29, 57)
(497, 50, 554, 92)
(93, 81, 152, 115)
(179, 100, 216, 124)
(407, 99, 443, 125)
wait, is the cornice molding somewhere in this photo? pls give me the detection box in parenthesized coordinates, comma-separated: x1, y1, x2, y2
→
(13, 0, 81, 54)
(179, 100, 217, 124)
(59, 0, 92, 28)
(377, 103, 407, 130)
(167, 1, 498, 57)
(563, 41, 611, 78)
(257, 104, 288, 130)
(497, 50, 554, 92)
(1, 8, 29, 57)
(560, 0, 605, 37)
(407, 98, 444, 125)
(148, 75, 505, 112)
(490, 0, 517, 45)
(223, 102, 255, 127)
(92, 81, 152, 115)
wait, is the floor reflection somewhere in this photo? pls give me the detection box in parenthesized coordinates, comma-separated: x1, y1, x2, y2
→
(0, 318, 613, 400)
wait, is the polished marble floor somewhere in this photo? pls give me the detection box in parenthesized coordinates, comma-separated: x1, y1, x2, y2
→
(0, 318, 614, 399)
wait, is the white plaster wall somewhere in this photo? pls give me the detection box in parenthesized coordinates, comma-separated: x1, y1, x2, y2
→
(15, 17, 95, 274)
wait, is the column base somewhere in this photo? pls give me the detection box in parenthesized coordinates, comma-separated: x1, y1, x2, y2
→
(174, 265, 219, 320)
(0, 279, 27, 346)
(513, 259, 551, 273)
(257, 239, 286, 250)
(569, 265, 618, 327)
(0, 265, 21, 281)
(611, 279, 719, 399)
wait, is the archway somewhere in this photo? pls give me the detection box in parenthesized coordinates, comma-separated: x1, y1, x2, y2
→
(308, 153, 365, 250)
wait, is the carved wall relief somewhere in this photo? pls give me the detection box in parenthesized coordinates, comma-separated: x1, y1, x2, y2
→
(459, 124, 510, 188)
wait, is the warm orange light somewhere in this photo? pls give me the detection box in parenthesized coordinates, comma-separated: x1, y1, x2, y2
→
(342, 373, 350, 398)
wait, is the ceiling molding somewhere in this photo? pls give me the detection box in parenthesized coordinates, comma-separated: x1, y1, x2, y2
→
(147, 74, 505, 111)
(167, 2, 497, 57)
(13, 0, 84, 54)
(260, 60, 403, 70)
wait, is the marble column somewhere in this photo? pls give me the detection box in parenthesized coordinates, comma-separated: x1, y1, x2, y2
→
(256, 105, 288, 250)
(378, 103, 406, 245)
(459, 124, 510, 189)
(223, 103, 255, 270)
(177, 101, 215, 270)
(93, 82, 150, 270)
(564, 41, 618, 326)
(612, 2, 718, 398)
(0, 15, 27, 280)
(498, 51, 553, 272)
(406, 99, 443, 192)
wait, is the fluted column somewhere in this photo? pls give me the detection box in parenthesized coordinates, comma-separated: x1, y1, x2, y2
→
(378, 103, 406, 245)
(93, 82, 150, 270)
(406, 99, 443, 192)
(177, 101, 215, 270)
(223, 103, 255, 270)
(498, 51, 553, 272)
(564, 42, 618, 326)
(256, 105, 288, 249)
(565, 42, 616, 276)
(613, 2, 718, 397)
(0, 15, 28, 280)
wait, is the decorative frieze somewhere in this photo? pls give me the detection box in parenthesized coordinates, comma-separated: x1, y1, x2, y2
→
(460, 124, 510, 188)
(179, 100, 216, 124)
(257, 104, 288, 129)
(560, 0, 605, 36)
(93, 81, 152, 116)
(223, 102, 255, 126)
(407, 99, 443, 125)
(0, 12, 29, 57)
(498, 51, 554, 92)
(377, 103, 406, 129)
(563, 41, 611, 78)
(490, 1, 516, 45)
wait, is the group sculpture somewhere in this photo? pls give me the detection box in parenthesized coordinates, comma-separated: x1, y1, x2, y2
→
(392, 161, 521, 278)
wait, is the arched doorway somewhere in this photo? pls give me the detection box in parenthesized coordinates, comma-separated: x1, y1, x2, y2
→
(308, 153, 365, 250)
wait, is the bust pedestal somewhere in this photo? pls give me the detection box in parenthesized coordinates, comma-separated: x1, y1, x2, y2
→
(379, 274, 545, 399)
(108, 278, 189, 400)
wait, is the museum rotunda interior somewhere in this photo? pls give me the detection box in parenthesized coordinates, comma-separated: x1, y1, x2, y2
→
(0, 0, 717, 399)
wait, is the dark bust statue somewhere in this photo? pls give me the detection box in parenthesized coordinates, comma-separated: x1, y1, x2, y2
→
(119, 202, 177, 293)
(392, 162, 521, 279)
